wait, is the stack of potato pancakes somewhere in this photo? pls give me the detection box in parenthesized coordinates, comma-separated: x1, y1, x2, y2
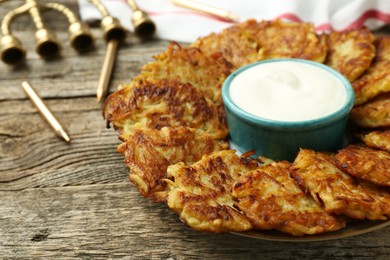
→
(103, 19, 390, 236)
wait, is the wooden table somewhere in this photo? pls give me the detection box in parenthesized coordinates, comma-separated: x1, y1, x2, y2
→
(1, 1, 389, 258)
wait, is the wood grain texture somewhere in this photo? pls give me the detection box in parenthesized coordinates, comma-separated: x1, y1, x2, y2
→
(1, 183, 390, 259)
(1, 1, 390, 258)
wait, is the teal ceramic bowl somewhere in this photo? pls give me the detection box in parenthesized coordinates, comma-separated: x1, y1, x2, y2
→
(222, 59, 355, 161)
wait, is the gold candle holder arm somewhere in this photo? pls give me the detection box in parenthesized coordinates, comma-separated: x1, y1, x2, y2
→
(89, 0, 126, 42)
(0, 3, 30, 65)
(27, 0, 44, 29)
(26, 0, 61, 58)
(89, 0, 127, 102)
(89, 0, 110, 17)
(1, 3, 31, 36)
(44, 2, 94, 52)
(126, 0, 156, 38)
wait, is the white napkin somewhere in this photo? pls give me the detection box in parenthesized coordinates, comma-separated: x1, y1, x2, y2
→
(78, 0, 390, 43)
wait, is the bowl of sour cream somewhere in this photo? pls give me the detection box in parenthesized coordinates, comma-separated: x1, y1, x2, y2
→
(222, 59, 355, 161)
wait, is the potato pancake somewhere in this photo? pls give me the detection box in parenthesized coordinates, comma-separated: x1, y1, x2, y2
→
(256, 19, 327, 63)
(361, 130, 390, 152)
(166, 150, 259, 233)
(353, 36, 390, 105)
(323, 28, 375, 82)
(335, 144, 390, 187)
(192, 19, 326, 69)
(292, 149, 390, 220)
(191, 19, 263, 69)
(350, 93, 390, 128)
(133, 42, 233, 104)
(103, 79, 228, 141)
(117, 127, 229, 202)
(232, 161, 345, 236)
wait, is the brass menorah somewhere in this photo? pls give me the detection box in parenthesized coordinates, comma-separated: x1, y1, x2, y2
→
(0, 0, 95, 65)
(1, 0, 156, 102)
(1, 0, 156, 67)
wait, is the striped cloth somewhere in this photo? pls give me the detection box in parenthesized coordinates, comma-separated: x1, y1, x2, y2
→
(78, 0, 390, 43)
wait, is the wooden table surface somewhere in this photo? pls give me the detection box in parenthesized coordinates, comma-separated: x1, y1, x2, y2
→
(1, 1, 390, 258)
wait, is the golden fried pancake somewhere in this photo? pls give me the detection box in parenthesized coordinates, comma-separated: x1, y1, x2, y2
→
(166, 150, 259, 232)
(323, 28, 375, 82)
(192, 19, 263, 69)
(117, 127, 229, 202)
(350, 93, 390, 128)
(292, 149, 390, 220)
(353, 36, 390, 105)
(192, 19, 326, 68)
(133, 42, 233, 104)
(103, 79, 228, 141)
(361, 130, 390, 152)
(232, 161, 345, 236)
(335, 144, 390, 187)
(256, 19, 327, 63)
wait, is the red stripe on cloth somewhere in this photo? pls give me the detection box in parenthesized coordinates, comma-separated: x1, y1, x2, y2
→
(275, 13, 303, 23)
(270, 10, 390, 31)
(344, 9, 390, 30)
(315, 23, 333, 32)
(144, 9, 390, 30)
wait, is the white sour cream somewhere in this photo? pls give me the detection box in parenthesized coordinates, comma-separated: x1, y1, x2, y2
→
(229, 61, 347, 122)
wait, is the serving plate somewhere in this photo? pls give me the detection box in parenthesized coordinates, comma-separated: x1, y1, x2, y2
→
(232, 220, 390, 242)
